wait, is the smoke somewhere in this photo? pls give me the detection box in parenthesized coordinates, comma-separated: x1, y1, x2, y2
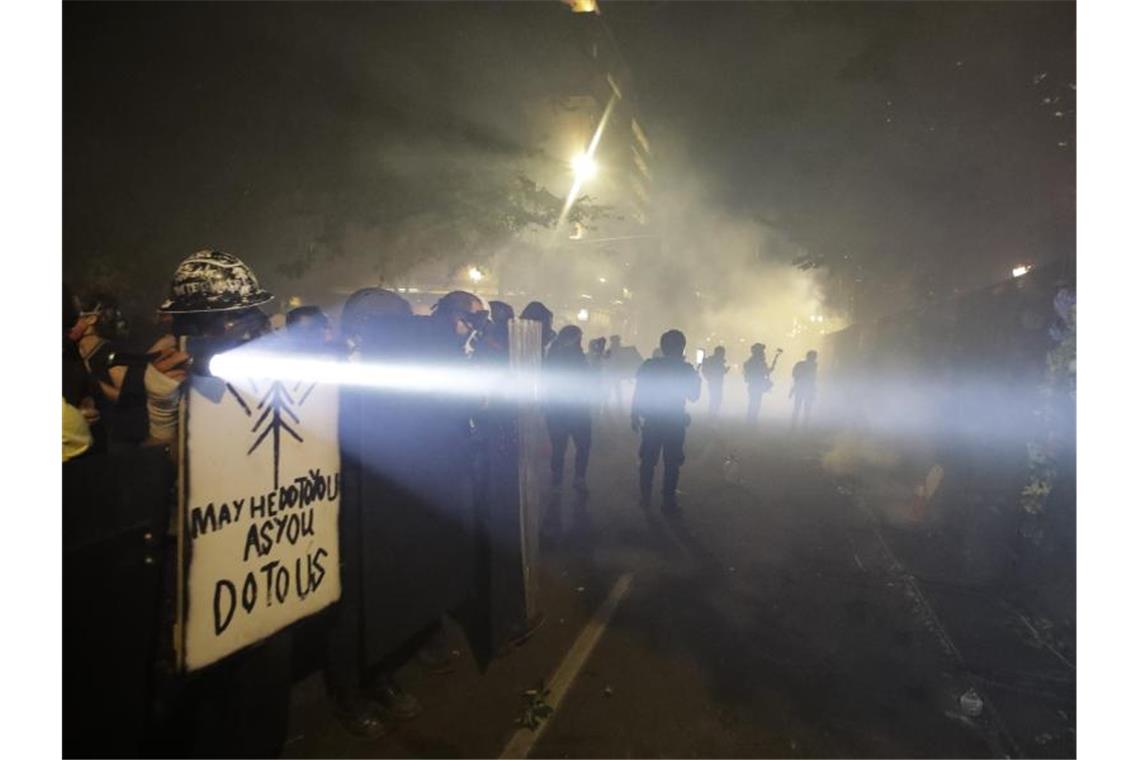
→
(820, 431, 901, 478)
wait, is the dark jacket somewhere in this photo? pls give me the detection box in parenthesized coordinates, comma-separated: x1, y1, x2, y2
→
(543, 343, 595, 414)
(632, 357, 701, 424)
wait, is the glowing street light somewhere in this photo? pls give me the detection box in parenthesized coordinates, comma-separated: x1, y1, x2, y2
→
(468, 266, 484, 283)
(571, 152, 598, 182)
(1011, 265, 1031, 278)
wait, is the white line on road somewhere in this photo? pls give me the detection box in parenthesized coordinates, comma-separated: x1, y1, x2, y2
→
(498, 572, 635, 760)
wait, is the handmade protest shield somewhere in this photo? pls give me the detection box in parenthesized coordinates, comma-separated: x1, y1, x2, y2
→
(177, 371, 341, 672)
(510, 319, 545, 625)
(465, 318, 545, 661)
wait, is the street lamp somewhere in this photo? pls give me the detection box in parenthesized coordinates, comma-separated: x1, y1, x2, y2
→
(571, 152, 598, 182)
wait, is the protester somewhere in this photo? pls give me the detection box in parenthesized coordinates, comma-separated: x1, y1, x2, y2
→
(479, 300, 515, 359)
(326, 287, 415, 738)
(143, 250, 274, 451)
(72, 291, 150, 449)
(544, 325, 594, 494)
(700, 345, 729, 419)
(603, 334, 642, 417)
(519, 301, 556, 353)
(790, 349, 819, 431)
(587, 337, 607, 414)
(63, 284, 99, 460)
(340, 286, 414, 358)
(285, 304, 335, 345)
(743, 343, 782, 424)
(143, 250, 292, 757)
(631, 330, 701, 513)
(338, 289, 487, 726)
(587, 337, 606, 370)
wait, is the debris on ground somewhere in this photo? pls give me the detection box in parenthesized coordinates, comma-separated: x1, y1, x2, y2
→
(959, 688, 984, 717)
(515, 679, 554, 731)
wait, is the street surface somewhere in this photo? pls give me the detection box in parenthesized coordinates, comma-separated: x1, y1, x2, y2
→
(285, 416, 1076, 759)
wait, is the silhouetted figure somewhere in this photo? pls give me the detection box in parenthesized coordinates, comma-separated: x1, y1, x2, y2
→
(587, 336, 606, 368)
(479, 300, 515, 359)
(790, 349, 819, 431)
(631, 330, 701, 513)
(544, 325, 593, 493)
(519, 301, 556, 353)
(743, 343, 783, 424)
(587, 337, 607, 414)
(327, 287, 413, 738)
(72, 290, 146, 451)
(700, 346, 728, 419)
(602, 334, 640, 416)
(285, 304, 334, 345)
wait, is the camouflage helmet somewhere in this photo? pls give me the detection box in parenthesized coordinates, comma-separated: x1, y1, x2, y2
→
(157, 250, 273, 314)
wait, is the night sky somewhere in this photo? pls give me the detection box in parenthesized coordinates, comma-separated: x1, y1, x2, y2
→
(606, 1, 1074, 295)
(64, 1, 1074, 316)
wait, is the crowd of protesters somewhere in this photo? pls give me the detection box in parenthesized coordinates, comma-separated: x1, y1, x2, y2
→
(62, 248, 816, 754)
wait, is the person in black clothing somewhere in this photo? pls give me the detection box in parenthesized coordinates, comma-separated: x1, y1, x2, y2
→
(63, 284, 103, 458)
(544, 325, 593, 493)
(479, 300, 515, 358)
(631, 330, 702, 513)
(286, 304, 334, 344)
(519, 301, 556, 353)
(790, 349, 819, 430)
(743, 343, 782, 424)
(700, 345, 728, 419)
(73, 291, 150, 450)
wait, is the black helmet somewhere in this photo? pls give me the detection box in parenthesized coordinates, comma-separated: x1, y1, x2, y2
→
(433, 290, 484, 318)
(158, 250, 273, 314)
(341, 287, 412, 338)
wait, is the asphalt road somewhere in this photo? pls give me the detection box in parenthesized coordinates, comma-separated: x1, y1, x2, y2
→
(285, 416, 1076, 758)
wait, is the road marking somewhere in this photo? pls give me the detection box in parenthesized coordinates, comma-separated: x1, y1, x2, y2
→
(1014, 611, 1076, 671)
(499, 572, 635, 760)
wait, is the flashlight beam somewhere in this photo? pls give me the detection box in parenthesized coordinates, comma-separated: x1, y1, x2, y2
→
(209, 349, 547, 403)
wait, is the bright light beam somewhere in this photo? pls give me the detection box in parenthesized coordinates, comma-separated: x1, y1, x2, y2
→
(209, 348, 549, 403)
(209, 348, 1059, 442)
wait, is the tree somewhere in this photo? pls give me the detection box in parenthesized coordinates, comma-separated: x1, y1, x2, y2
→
(274, 168, 611, 281)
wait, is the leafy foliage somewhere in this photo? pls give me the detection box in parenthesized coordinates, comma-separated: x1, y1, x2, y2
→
(275, 170, 611, 280)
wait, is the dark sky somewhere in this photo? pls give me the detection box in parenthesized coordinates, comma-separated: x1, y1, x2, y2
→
(64, 1, 1074, 313)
